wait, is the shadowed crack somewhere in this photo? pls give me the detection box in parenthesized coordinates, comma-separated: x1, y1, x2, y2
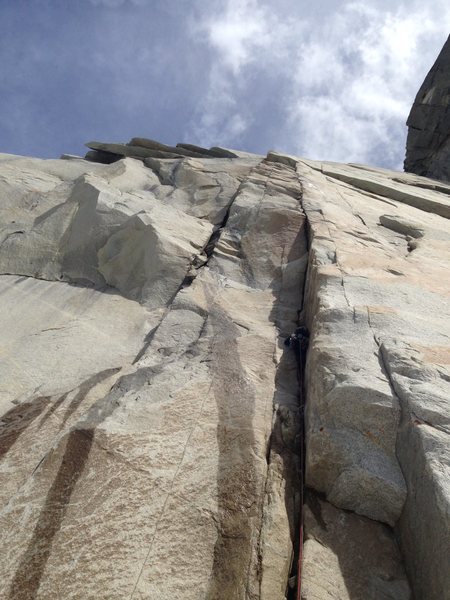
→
(132, 182, 245, 367)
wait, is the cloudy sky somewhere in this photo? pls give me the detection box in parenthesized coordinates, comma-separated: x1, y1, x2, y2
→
(0, 0, 449, 169)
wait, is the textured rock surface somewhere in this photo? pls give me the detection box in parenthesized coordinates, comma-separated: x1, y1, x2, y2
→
(0, 144, 449, 600)
(405, 35, 450, 181)
(280, 154, 450, 598)
(84, 138, 240, 163)
(0, 151, 305, 599)
(302, 492, 410, 600)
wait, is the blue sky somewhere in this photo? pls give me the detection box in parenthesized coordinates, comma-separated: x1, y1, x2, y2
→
(0, 0, 449, 169)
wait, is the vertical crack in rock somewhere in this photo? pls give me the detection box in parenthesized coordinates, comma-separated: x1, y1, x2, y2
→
(6, 143, 448, 598)
(132, 184, 243, 366)
(283, 182, 310, 600)
(269, 154, 413, 599)
(253, 157, 310, 600)
(282, 327, 309, 600)
(376, 339, 450, 599)
(123, 163, 272, 599)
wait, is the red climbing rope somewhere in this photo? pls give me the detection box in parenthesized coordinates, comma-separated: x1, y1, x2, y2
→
(283, 327, 309, 600)
(296, 525, 303, 600)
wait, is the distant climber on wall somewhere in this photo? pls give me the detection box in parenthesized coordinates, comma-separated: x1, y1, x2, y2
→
(284, 326, 309, 365)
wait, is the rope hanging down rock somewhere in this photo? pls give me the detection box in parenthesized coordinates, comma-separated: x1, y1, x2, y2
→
(284, 326, 309, 600)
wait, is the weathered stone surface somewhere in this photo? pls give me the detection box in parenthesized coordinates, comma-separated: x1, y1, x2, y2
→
(382, 340, 450, 600)
(208, 146, 240, 158)
(177, 142, 211, 152)
(86, 140, 186, 160)
(271, 152, 449, 598)
(0, 154, 216, 306)
(298, 156, 450, 219)
(405, 35, 450, 181)
(60, 153, 84, 161)
(84, 148, 122, 163)
(0, 151, 306, 599)
(129, 137, 211, 159)
(1, 140, 449, 600)
(0, 275, 150, 414)
(86, 139, 240, 163)
(144, 154, 260, 225)
(302, 492, 410, 600)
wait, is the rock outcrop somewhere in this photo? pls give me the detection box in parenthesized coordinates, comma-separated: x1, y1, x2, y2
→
(0, 137, 449, 599)
(404, 35, 450, 181)
(84, 138, 240, 164)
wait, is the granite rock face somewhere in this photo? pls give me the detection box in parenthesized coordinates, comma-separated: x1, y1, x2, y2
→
(405, 35, 450, 181)
(0, 150, 305, 600)
(286, 156, 450, 599)
(0, 143, 449, 600)
(302, 492, 410, 600)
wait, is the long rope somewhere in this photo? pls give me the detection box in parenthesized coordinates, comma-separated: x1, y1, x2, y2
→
(284, 327, 309, 600)
(296, 338, 305, 600)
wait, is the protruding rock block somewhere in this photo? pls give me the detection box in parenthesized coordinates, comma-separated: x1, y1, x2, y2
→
(85, 138, 239, 163)
(302, 493, 410, 600)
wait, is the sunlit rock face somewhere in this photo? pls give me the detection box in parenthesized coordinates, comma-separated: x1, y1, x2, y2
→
(0, 136, 448, 600)
(0, 149, 307, 600)
(287, 156, 450, 600)
(405, 35, 450, 182)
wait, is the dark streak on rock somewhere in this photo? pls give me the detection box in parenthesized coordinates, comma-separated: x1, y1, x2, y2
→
(8, 429, 94, 600)
(206, 308, 259, 599)
(36, 367, 121, 429)
(37, 393, 68, 428)
(0, 397, 50, 459)
(60, 368, 120, 427)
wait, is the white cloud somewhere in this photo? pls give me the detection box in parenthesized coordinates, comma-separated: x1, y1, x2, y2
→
(205, 0, 270, 74)
(288, 1, 450, 167)
(185, 0, 297, 148)
(4, 0, 447, 165)
(187, 0, 450, 168)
